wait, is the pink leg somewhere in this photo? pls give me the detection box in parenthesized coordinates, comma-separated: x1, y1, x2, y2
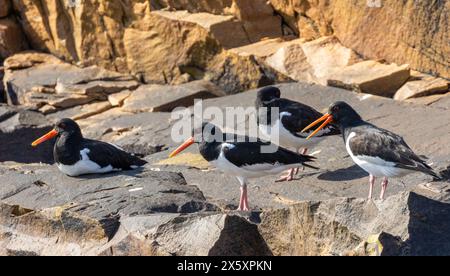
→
(238, 185, 250, 211)
(276, 169, 295, 182)
(368, 175, 375, 199)
(380, 177, 388, 200)
(279, 148, 309, 180)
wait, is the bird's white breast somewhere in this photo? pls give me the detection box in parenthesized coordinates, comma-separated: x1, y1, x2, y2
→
(345, 132, 410, 178)
(57, 148, 120, 177)
(209, 143, 301, 180)
(260, 112, 323, 149)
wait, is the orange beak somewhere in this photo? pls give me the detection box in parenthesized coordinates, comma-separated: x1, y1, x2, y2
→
(31, 129, 59, 147)
(302, 113, 334, 140)
(169, 137, 195, 158)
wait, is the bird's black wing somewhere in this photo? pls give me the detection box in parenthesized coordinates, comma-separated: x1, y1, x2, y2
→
(349, 126, 439, 178)
(83, 139, 147, 170)
(272, 99, 340, 138)
(222, 139, 318, 169)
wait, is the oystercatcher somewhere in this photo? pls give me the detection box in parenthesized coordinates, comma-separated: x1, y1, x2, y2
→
(302, 101, 441, 199)
(31, 118, 147, 176)
(169, 122, 317, 211)
(256, 86, 340, 181)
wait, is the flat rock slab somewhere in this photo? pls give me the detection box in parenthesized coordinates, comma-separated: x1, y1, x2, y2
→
(122, 81, 222, 113)
(394, 76, 449, 101)
(327, 60, 410, 97)
(0, 163, 217, 219)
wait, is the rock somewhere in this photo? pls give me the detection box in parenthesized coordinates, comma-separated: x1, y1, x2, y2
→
(123, 11, 289, 93)
(78, 109, 175, 152)
(301, 36, 362, 84)
(0, 163, 279, 256)
(0, 17, 28, 59)
(108, 90, 132, 107)
(0, 105, 53, 164)
(206, 51, 292, 95)
(394, 76, 449, 101)
(1, 200, 269, 256)
(0, 0, 11, 18)
(153, 10, 251, 49)
(11, 1, 285, 94)
(47, 94, 95, 109)
(406, 92, 450, 106)
(154, 0, 283, 44)
(266, 36, 364, 85)
(56, 80, 140, 99)
(269, 0, 449, 79)
(3, 51, 64, 70)
(101, 212, 271, 256)
(265, 39, 315, 83)
(258, 192, 450, 256)
(0, 164, 218, 217)
(47, 101, 112, 122)
(122, 80, 222, 113)
(327, 61, 410, 97)
(230, 37, 294, 58)
(3, 53, 138, 107)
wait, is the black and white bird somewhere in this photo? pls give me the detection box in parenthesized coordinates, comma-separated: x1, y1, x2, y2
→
(32, 118, 147, 177)
(169, 122, 317, 211)
(256, 86, 340, 181)
(302, 101, 441, 199)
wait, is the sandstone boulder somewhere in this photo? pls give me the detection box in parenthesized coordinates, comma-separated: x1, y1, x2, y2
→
(230, 37, 294, 58)
(394, 75, 449, 101)
(301, 36, 362, 84)
(327, 61, 410, 97)
(269, 0, 449, 79)
(152, 0, 283, 43)
(265, 39, 315, 83)
(152, 10, 251, 49)
(0, 17, 28, 59)
(265, 36, 361, 84)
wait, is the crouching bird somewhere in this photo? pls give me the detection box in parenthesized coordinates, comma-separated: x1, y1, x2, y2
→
(32, 118, 147, 176)
(256, 86, 340, 182)
(302, 101, 441, 199)
(169, 122, 317, 211)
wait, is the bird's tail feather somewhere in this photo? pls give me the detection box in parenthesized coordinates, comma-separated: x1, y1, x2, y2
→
(300, 154, 319, 170)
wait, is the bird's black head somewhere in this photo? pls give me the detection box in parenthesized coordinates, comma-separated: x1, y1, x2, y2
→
(256, 86, 281, 107)
(54, 118, 82, 137)
(302, 102, 363, 140)
(32, 118, 82, 147)
(328, 102, 362, 126)
(196, 122, 223, 143)
(169, 122, 224, 158)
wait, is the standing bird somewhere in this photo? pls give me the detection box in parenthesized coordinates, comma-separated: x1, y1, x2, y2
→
(256, 86, 340, 181)
(32, 118, 147, 176)
(302, 101, 441, 199)
(169, 122, 317, 211)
